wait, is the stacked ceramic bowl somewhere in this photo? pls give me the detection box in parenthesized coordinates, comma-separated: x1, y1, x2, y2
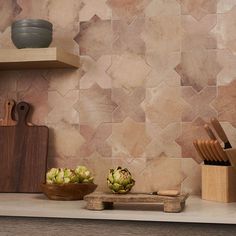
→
(11, 19, 53, 49)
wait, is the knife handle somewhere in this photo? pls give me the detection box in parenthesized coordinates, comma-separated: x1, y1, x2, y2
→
(193, 140, 205, 161)
(204, 124, 217, 140)
(214, 140, 228, 162)
(210, 118, 229, 144)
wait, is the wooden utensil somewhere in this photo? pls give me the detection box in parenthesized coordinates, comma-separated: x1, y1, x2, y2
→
(204, 140, 218, 162)
(0, 102, 48, 192)
(209, 140, 223, 162)
(0, 99, 16, 126)
(210, 118, 232, 149)
(193, 140, 205, 162)
(213, 140, 229, 163)
(204, 124, 217, 140)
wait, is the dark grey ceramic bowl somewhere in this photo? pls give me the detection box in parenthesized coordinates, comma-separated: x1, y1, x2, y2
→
(12, 27, 52, 35)
(11, 32, 52, 48)
(12, 19, 53, 31)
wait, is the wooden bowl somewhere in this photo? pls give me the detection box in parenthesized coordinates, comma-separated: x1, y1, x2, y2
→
(41, 183, 97, 200)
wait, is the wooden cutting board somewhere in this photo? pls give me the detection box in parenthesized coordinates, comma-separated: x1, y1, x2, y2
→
(0, 99, 17, 126)
(0, 102, 48, 192)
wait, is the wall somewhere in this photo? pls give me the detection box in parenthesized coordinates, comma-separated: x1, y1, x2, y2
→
(0, 0, 236, 194)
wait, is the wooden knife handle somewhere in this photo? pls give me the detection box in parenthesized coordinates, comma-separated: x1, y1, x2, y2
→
(157, 190, 180, 197)
(197, 140, 210, 161)
(204, 140, 218, 162)
(210, 118, 229, 143)
(193, 140, 205, 161)
(214, 140, 228, 162)
(204, 124, 217, 140)
(16, 102, 30, 126)
(209, 140, 222, 162)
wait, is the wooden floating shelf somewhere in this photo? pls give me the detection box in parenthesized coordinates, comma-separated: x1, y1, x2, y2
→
(0, 47, 80, 70)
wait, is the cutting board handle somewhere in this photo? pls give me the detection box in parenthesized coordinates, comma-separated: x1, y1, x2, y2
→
(16, 102, 30, 126)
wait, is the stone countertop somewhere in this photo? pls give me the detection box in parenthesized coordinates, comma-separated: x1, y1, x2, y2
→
(0, 194, 235, 224)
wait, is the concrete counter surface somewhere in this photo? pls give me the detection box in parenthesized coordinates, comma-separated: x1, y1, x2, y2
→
(0, 194, 236, 224)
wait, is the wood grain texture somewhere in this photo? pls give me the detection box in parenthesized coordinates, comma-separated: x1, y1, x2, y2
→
(0, 48, 80, 70)
(85, 192, 189, 213)
(0, 102, 48, 192)
(42, 183, 97, 200)
(202, 165, 236, 203)
(0, 99, 16, 126)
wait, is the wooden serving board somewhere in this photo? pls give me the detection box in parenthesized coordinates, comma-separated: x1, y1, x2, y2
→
(0, 99, 17, 126)
(0, 102, 48, 192)
(84, 192, 189, 213)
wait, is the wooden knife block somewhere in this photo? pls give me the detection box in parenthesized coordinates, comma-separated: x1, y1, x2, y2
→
(202, 165, 236, 203)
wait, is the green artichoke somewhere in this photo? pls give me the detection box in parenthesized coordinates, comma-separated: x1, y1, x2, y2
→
(46, 168, 77, 184)
(74, 166, 94, 183)
(107, 167, 135, 194)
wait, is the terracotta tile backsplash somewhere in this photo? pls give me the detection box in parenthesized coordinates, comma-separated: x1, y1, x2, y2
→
(1, 0, 236, 194)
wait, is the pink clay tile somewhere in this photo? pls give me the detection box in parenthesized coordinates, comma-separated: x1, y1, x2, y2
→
(74, 84, 117, 125)
(175, 50, 221, 92)
(177, 0, 217, 21)
(112, 117, 151, 158)
(74, 15, 113, 60)
(0, 0, 21, 33)
(79, 123, 112, 157)
(112, 87, 145, 122)
(212, 80, 236, 128)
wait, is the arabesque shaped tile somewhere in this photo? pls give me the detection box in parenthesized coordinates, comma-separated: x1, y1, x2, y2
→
(112, 87, 145, 122)
(107, 52, 150, 92)
(181, 86, 217, 122)
(145, 51, 181, 87)
(112, 117, 151, 158)
(80, 0, 111, 21)
(16, 71, 49, 124)
(143, 83, 188, 128)
(212, 80, 236, 127)
(0, 27, 15, 48)
(215, 6, 236, 54)
(112, 18, 145, 55)
(217, 0, 236, 13)
(47, 90, 80, 125)
(79, 123, 112, 157)
(106, 0, 151, 24)
(0, 0, 21, 32)
(145, 0, 180, 18)
(80, 153, 113, 191)
(46, 69, 79, 96)
(175, 50, 221, 92)
(74, 15, 113, 60)
(145, 122, 182, 159)
(177, 0, 217, 21)
(217, 50, 236, 86)
(74, 84, 117, 125)
(176, 118, 208, 163)
(17, 70, 48, 92)
(80, 55, 112, 89)
(141, 13, 181, 53)
(48, 121, 84, 159)
(16, 0, 49, 19)
(134, 155, 185, 193)
(48, 0, 82, 32)
(181, 158, 201, 194)
(181, 15, 217, 51)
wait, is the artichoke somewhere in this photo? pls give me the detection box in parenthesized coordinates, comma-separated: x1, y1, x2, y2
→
(74, 166, 94, 183)
(107, 167, 135, 194)
(46, 168, 77, 184)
